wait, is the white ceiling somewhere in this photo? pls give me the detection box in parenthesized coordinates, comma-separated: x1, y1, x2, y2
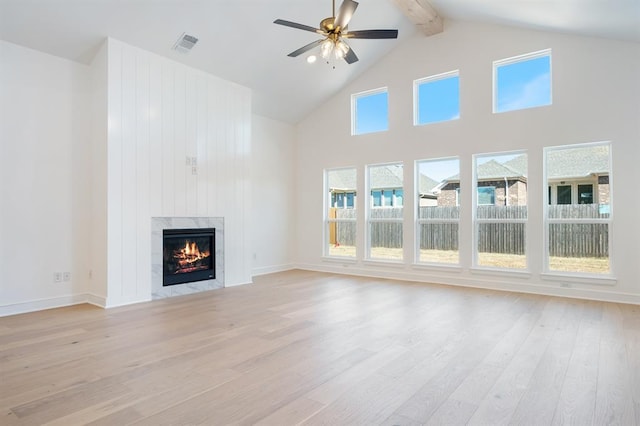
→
(1, 0, 638, 124)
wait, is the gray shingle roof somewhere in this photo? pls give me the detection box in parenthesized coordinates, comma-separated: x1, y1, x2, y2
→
(546, 145, 609, 179)
(419, 174, 440, 194)
(328, 169, 356, 191)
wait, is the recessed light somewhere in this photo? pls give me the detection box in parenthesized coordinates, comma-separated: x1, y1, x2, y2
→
(307, 55, 317, 64)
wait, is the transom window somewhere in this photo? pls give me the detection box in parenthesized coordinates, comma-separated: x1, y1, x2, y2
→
(494, 49, 552, 113)
(414, 70, 460, 125)
(351, 87, 389, 135)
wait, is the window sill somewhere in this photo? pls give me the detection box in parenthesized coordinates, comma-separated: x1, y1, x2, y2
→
(412, 263, 463, 273)
(540, 272, 617, 286)
(470, 267, 532, 279)
(322, 256, 357, 264)
(362, 259, 406, 268)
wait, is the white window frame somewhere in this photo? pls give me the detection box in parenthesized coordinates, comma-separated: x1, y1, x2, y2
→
(493, 49, 552, 114)
(324, 167, 357, 259)
(351, 87, 389, 136)
(366, 162, 404, 262)
(543, 141, 613, 278)
(413, 70, 460, 126)
(472, 150, 529, 271)
(415, 157, 461, 266)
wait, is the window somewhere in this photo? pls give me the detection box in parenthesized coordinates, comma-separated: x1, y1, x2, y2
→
(544, 142, 612, 275)
(367, 163, 403, 261)
(473, 151, 528, 270)
(416, 157, 460, 264)
(477, 186, 496, 205)
(325, 168, 357, 258)
(494, 49, 551, 113)
(414, 70, 460, 125)
(351, 87, 388, 135)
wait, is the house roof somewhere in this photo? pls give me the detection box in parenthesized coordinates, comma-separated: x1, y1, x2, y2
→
(328, 169, 357, 191)
(419, 174, 440, 195)
(444, 159, 525, 183)
(546, 145, 609, 179)
(439, 145, 609, 185)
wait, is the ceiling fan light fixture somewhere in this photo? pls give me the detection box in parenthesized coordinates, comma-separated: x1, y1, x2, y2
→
(320, 38, 334, 59)
(307, 55, 317, 63)
(335, 40, 349, 59)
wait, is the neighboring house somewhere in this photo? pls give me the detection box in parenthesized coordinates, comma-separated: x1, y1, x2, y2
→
(418, 174, 440, 206)
(435, 160, 527, 207)
(328, 169, 357, 209)
(425, 146, 609, 207)
(546, 145, 610, 205)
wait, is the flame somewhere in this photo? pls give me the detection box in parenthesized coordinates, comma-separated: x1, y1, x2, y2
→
(174, 240, 210, 270)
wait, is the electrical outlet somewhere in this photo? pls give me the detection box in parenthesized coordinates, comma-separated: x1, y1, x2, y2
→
(54, 272, 62, 283)
(186, 156, 192, 166)
(63, 272, 71, 282)
(192, 166, 198, 175)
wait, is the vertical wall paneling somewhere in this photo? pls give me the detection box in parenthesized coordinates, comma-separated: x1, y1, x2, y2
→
(135, 51, 151, 299)
(104, 38, 252, 306)
(106, 40, 124, 306)
(161, 61, 175, 217)
(120, 44, 138, 302)
(196, 74, 208, 217)
(185, 69, 197, 215)
(148, 55, 163, 216)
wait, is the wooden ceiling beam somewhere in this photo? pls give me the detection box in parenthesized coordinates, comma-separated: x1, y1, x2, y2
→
(390, 0, 444, 36)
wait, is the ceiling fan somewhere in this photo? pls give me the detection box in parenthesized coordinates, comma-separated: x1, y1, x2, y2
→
(274, 0, 398, 64)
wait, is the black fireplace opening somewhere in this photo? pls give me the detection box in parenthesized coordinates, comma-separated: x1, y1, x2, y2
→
(163, 228, 215, 286)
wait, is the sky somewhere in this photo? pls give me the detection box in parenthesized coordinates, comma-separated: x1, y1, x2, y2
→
(496, 54, 551, 112)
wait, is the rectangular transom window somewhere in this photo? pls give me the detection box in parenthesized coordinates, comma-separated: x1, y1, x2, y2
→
(351, 87, 389, 135)
(544, 142, 612, 276)
(473, 151, 528, 270)
(494, 49, 551, 113)
(416, 157, 460, 265)
(325, 168, 357, 258)
(414, 70, 460, 125)
(367, 163, 403, 261)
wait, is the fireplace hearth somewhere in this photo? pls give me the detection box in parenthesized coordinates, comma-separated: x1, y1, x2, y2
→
(163, 228, 215, 286)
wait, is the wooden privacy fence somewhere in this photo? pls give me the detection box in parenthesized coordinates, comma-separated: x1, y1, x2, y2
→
(329, 205, 608, 257)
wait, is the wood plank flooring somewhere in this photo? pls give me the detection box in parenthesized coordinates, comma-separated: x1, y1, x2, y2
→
(1, 270, 639, 425)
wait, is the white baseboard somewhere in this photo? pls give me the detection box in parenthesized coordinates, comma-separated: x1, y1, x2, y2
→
(252, 263, 296, 277)
(0, 294, 101, 317)
(295, 262, 640, 306)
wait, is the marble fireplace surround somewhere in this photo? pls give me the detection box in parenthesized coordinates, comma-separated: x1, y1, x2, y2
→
(151, 217, 224, 300)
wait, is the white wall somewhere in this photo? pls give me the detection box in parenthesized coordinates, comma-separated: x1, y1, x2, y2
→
(0, 41, 92, 315)
(251, 114, 296, 276)
(295, 21, 640, 304)
(102, 39, 252, 307)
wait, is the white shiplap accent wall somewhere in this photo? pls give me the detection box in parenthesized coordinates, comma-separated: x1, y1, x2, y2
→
(105, 39, 252, 307)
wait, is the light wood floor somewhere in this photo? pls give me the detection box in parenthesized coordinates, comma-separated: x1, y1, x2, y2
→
(2, 270, 639, 425)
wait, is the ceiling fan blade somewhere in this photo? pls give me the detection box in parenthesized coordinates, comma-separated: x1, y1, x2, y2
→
(346, 29, 398, 39)
(334, 0, 359, 31)
(344, 46, 359, 64)
(287, 39, 324, 57)
(274, 19, 323, 34)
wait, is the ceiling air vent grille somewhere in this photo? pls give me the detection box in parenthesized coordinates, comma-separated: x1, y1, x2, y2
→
(173, 33, 198, 53)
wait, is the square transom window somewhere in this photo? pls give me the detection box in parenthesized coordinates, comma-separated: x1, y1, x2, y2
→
(494, 49, 551, 113)
(414, 70, 460, 125)
(351, 88, 389, 135)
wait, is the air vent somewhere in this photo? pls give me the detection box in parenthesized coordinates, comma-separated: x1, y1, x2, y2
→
(173, 33, 199, 54)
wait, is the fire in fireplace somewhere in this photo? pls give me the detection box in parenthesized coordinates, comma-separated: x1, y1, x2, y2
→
(163, 228, 215, 286)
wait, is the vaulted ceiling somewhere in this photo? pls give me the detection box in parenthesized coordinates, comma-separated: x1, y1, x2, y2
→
(1, 0, 638, 124)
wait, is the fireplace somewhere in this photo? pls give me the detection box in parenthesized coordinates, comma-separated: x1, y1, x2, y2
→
(163, 228, 215, 286)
